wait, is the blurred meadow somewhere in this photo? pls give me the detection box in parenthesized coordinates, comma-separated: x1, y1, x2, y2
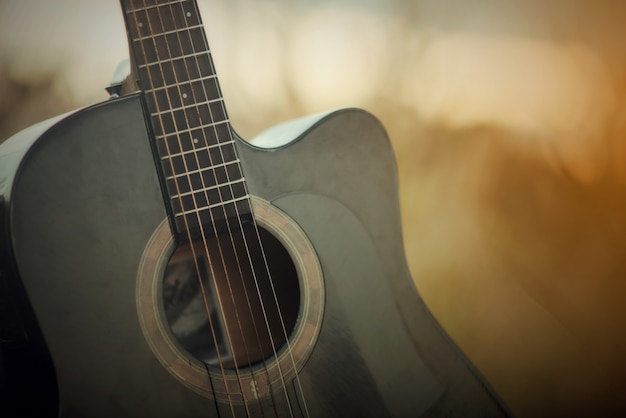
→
(2, 0, 626, 416)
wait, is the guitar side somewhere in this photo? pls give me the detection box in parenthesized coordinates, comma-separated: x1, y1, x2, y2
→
(0, 94, 508, 417)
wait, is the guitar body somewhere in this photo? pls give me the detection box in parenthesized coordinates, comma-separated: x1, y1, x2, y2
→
(0, 94, 507, 417)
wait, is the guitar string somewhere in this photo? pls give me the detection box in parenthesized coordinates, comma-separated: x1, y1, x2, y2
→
(138, 1, 289, 416)
(158, 2, 277, 416)
(127, 1, 309, 416)
(188, 1, 311, 416)
(124, 0, 237, 416)
(172, 1, 292, 415)
(141, 2, 254, 416)
(168, 2, 298, 416)
(171, 0, 302, 415)
(206, 362, 224, 418)
(125, 0, 238, 411)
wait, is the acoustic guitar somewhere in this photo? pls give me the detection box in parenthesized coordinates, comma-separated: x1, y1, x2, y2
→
(0, 0, 510, 416)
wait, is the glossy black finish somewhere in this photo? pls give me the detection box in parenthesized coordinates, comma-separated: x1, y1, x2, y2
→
(0, 94, 510, 417)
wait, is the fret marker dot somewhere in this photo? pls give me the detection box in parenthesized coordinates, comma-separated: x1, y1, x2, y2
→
(138, 22, 143, 28)
(186, 12, 191, 17)
(182, 93, 188, 99)
(193, 138, 199, 144)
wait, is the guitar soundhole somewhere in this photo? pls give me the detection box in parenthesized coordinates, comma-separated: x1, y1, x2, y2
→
(137, 197, 323, 401)
(161, 225, 300, 369)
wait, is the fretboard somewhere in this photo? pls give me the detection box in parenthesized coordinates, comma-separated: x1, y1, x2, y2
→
(121, 0, 252, 240)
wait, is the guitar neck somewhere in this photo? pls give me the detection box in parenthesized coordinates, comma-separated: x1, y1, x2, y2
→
(120, 0, 252, 240)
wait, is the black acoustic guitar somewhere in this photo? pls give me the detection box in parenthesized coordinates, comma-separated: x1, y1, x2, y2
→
(0, 1, 510, 416)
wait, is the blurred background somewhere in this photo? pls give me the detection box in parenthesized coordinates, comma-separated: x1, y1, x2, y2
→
(1, 0, 625, 416)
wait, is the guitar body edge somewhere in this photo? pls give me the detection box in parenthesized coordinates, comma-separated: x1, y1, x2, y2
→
(0, 94, 509, 417)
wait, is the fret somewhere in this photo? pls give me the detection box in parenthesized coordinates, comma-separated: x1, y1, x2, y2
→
(165, 160, 241, 181)
(174, 196, 251, 218)
(132, 24, 203, 42)
(155, 119, 230, 140)
(171, 178, 246, 200)
(125, 0, 186, 14)
(150, 98, 222, 118)
(144, 74, 217, 94)
(161, 140, 235, 160)
(168, 1, 202, 28)
(134, 35, 159, 63)
(188, 25, 209, 52)
(174, 198, 253, 238)
(137, 51, 207, 68)
(161, 146, 238, 178)
(150, 105, 225, 137)
(165, 161, 242, 196)
(156, 125, 229, 156)
(150, 100, 227, 138)
(156, 6, 198, 35)
(141, 68, 218, 110)
(156, 123, 233, 157)
(133, 27, 206, 65)
(170, 181, 248, 214)
(127, 2, 202, 41)
(133, 31, 188, 65)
